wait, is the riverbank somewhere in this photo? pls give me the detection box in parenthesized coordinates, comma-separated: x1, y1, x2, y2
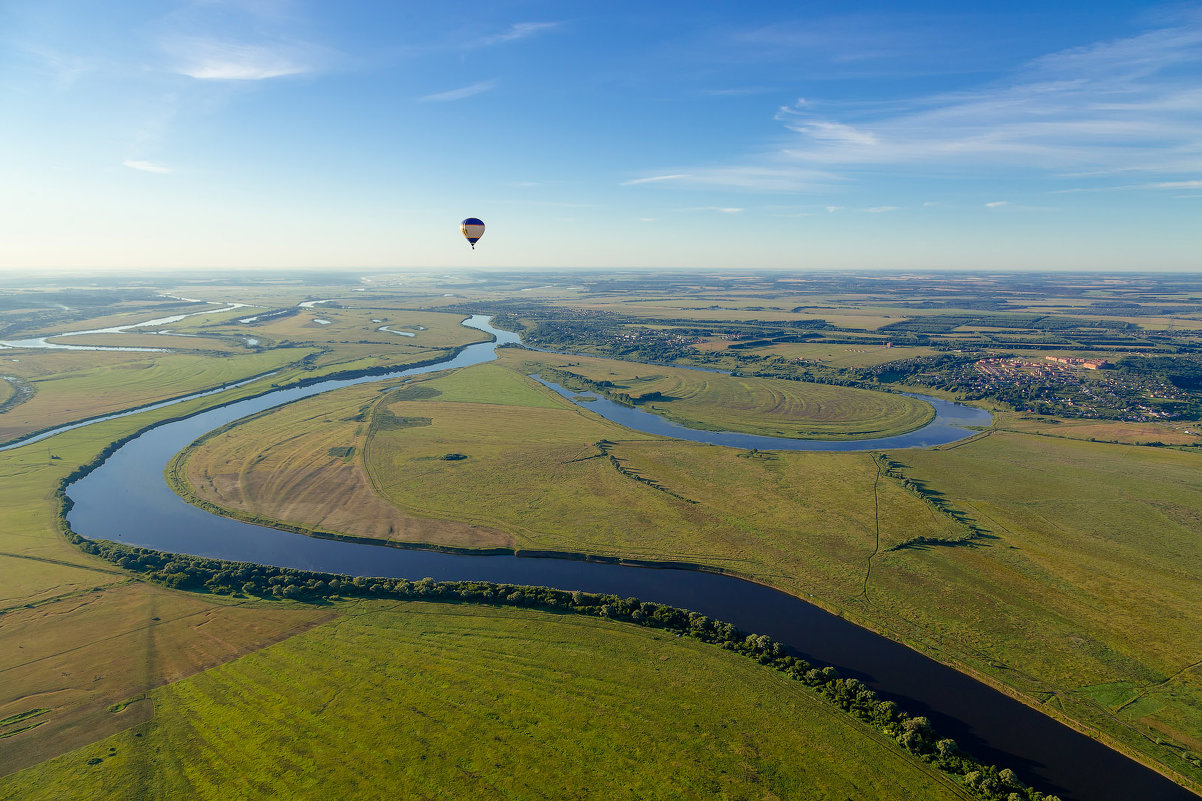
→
(56, 315, 1202, 793)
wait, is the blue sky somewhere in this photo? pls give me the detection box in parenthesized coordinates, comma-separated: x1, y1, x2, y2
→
(2, 1, 1200, 272)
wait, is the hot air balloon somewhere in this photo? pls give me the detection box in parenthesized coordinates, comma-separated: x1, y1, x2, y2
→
(460, 218, 485, 250)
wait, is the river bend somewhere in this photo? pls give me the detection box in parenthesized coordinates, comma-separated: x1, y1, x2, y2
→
(63, 316, 1195, 801)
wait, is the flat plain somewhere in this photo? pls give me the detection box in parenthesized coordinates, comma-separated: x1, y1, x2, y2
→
(4, 272, 1202, 799)
(1, 283, 989, 800)
(0, 601, 974, 801)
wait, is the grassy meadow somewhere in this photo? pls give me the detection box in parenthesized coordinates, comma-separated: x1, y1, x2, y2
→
(0, 401, 331, 777)
(0, 349, 310, 445)
(0, 302, 484, 773)
(175, 355, 1202, 789)
(0, 601, 974, 801)
(178, 361, 961, 584)
(694, 339, 938, 368)
(515, 350, 934, 440)
(3, 296, 974, 796)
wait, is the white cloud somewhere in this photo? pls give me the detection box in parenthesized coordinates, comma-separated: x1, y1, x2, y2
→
(165, 37, 322, 80)
(123, 160, 172, 174)
(621, 174, 690, 186)
(472, 22, 560, 47)
(625, 166, 836, 192)
(685, 207, 744, 214)
(774, 15, 1202, 175)
(783, 119, 878, 146)
(1149, 179, 1202, 189)
(419, 80, 498, 102)
(985, 201, 1009, 207)
(643, 13, 1202, 192)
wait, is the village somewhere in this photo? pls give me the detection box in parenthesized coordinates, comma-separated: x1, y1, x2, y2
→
(971, 355, 1185, 420)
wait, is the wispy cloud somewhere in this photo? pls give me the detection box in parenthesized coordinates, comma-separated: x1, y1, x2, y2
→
(16, 44, 93, 88)
(1149, 179, 1202, 189)
(621, 174, 689, 186)
(985, 200, 1009, 207)
(472, 22, 561, 48)
(122, 160, 172, 174)
(419, 80, 498, 102)
(636, 12, 1202, 192)
(624, 166, 837, 192)
(164, 37, 323, 80)
(773, 13, 1202, 176)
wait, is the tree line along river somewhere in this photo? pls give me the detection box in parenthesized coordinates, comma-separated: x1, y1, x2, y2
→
(60, 315, 1196, 801)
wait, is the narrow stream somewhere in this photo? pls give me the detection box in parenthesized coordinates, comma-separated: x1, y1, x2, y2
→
(61, 316, 1196, 801)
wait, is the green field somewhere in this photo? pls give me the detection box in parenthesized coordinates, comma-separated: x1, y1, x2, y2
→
(0, 349, 311, 445)
(0, 377, 15, 408)
(0, 397, 331, 776)
(514, 350, 934, 440)
(177, 361, 962, 570)
(175, 356, 1202, 789)
(0, 601, 973, 801)
(0, 301, 494, 773)
(696, 339, 938, 368)
(7, 273, 1202, 798)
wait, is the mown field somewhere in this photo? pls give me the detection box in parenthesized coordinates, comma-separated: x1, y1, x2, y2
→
(1, 294, 978, 798)
(42, 333, 252, 352)
(0, 398, 331, 777)
(0, 300, 485, 773)
(995, 412, 1202, 446)
(899, 433, 1202, 765)
(177, 361, 961, 575)
(513, 350, 934, 440)
(0, 305, 491, 446)
(175, 356, 1202, 790)
(0, 601, 973, 801)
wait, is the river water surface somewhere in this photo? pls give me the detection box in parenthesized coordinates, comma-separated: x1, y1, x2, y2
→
(63, 315, 1196, 801)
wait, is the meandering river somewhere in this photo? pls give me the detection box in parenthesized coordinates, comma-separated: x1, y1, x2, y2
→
(62, 316, 1195, 801)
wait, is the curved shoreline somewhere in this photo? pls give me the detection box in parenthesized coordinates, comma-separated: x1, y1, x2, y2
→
(0, 345, 474, 454)
(56, 315, 1199, 800)
(150, 452, 1202, 797)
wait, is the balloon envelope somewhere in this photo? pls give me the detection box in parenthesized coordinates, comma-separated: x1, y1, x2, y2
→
(460, 218, 485, 248)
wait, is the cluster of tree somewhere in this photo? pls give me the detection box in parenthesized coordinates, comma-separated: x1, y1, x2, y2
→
(536, 367, 621, 400)
(873, 454, 987, 549)
(1116, 355, 1202, 391)
(881, 314, 1136, 335)
(68, 532, 1061, 801)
